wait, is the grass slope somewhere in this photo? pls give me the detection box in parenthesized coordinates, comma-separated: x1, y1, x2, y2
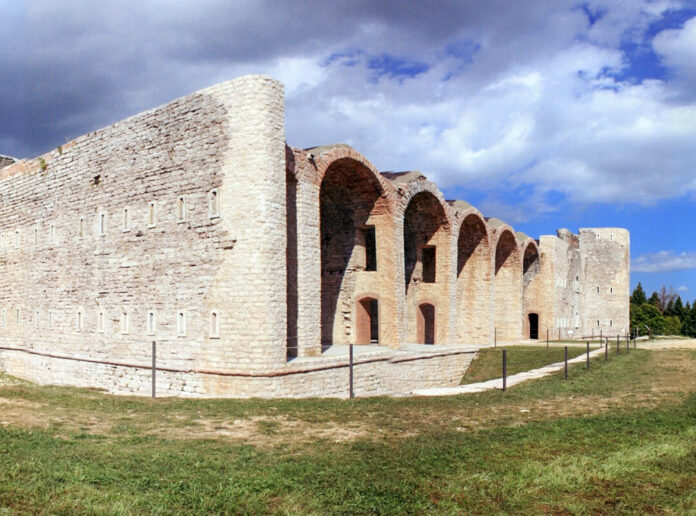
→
(0, 348, 695, 514)
(461, 345, 593, 384)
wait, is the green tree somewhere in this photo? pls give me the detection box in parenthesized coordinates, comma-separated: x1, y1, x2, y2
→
(664, 298, 674, 317)
(648, 292, 662, 311)
(682, 302, 695, 337)
(631, 283, 647, 305)
(664, 315, 681, 336)
(674, 296, 686, 322)
(631, 303, 665, 337)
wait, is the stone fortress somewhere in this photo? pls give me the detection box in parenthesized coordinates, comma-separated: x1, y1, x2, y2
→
(0, 75, 629, 398)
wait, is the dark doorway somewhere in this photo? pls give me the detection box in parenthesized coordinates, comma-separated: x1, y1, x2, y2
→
(528, 313, 539, 340)
(356, 297, 379, 344)
(418, 303, 435, 344)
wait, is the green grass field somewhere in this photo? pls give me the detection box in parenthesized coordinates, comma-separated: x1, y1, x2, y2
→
(1, 347, 695, 514)
(461, 345, 594, 384)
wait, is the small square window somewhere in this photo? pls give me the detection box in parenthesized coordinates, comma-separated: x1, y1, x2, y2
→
(210, 310, 220, 339)
(177, 196, 186, 223)
(177, 311, 187, 337)
(147, 310, 156, 335)
(148, 201, 157, 228)
(209, 189, 220, 218)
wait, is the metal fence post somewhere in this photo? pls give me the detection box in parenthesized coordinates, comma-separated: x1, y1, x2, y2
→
(605, 338, 608, 362)
(586, 341, 590, 370)
(502, 349, 507, 391)
(616, 335, 620, 354)
(564, 346, 568, 380)
(349, 344, 354, 399)
(151, 340, 156, 399)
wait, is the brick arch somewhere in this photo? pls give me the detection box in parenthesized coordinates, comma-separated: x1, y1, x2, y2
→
(493, 228, 523, 342)
(522, 240, 543, 339)
(455, 211, 492, 344)
(355, 293, 380, 345)
(402, 189, 451, 344)
(318, 152, 396, 349)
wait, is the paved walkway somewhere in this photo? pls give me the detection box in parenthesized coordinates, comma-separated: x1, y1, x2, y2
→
(412, 345, 606, 396)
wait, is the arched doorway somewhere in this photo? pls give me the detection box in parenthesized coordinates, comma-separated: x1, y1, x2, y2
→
(356, 297, 379, 344)
(528, 313, 539, 339)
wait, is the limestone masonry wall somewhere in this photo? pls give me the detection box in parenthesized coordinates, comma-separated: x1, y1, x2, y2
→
(0, 74, 630, 398)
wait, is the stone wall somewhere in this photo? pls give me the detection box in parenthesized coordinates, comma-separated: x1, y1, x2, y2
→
(0, 74, 630, 398)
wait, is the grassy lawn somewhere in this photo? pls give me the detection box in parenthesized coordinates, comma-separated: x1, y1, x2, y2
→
(461, 345, 595, 384)
(1, 348, 696, 514)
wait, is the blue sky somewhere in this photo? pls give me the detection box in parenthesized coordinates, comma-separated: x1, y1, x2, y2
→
(1, 1, 696, 301)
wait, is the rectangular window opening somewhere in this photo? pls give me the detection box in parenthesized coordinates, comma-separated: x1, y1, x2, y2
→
(422, 246, 436, 283)
(79, 217, 85, 238)
(98, 212, 106, 236)
(120, 312, 129, 334)
(362, 226, 377, 271)
(97, 311, 104, 333)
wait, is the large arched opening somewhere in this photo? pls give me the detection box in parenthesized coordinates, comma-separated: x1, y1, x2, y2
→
(522, 242, 542, 340)
(403, 191, 450, 344)
(456, 214, 490, 344)
(320, 158, 390, 349)
(493, 230, 522, 342)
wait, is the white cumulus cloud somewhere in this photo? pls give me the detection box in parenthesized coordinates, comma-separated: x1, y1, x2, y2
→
(632, 251, 696, 273)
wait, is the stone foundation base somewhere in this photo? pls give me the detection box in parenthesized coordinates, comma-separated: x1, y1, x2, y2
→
(0, 345, 476, 398)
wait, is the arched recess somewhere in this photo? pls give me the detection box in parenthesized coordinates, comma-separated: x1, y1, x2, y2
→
(456, 213, 491, 344)
(320, 158, 392, 349)
(403, 191, 450, 344)
(493, 230, 522, 342)
(522, 242, 542, 340)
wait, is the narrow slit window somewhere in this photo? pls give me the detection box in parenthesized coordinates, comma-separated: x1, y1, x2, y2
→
(122, 207, 130, 232)
(610, 287, 613, 294)
(596, 286, 600, 293)
(34, 227, 39, 245)
(422, 246, 436, 283)
(48, 310, 53, 330)
(120, 311, 129, 334)
(610, 233, 613, 241)
(177, 311, 186, 337)
(610, 320, 613, 327)
(210, 310, 219, 338)
(97, 311, 104, 333)
(76, 310, 83, 332)
(34, 310, 39, 329)
(14, 230, 19, 248)
(597, 320, 600, 326)
(209, 189, 219, 218)
(177, 196, 186, 222)
(49, 224, 56, 245)
(147, 310, 156, 335)
(1, 308, 5, 326)
(79, 217, 85, 238)
(148, 202, 157, 227)
(98, 212, 106, 236)
(15, 308, 20, 324)
(362, 227, 377, 271)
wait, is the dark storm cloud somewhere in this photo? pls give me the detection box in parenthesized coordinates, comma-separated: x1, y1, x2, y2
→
(0, 0, 585, 158)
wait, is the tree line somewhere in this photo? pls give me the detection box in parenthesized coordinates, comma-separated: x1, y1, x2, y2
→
(630, 283, 696, 336)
